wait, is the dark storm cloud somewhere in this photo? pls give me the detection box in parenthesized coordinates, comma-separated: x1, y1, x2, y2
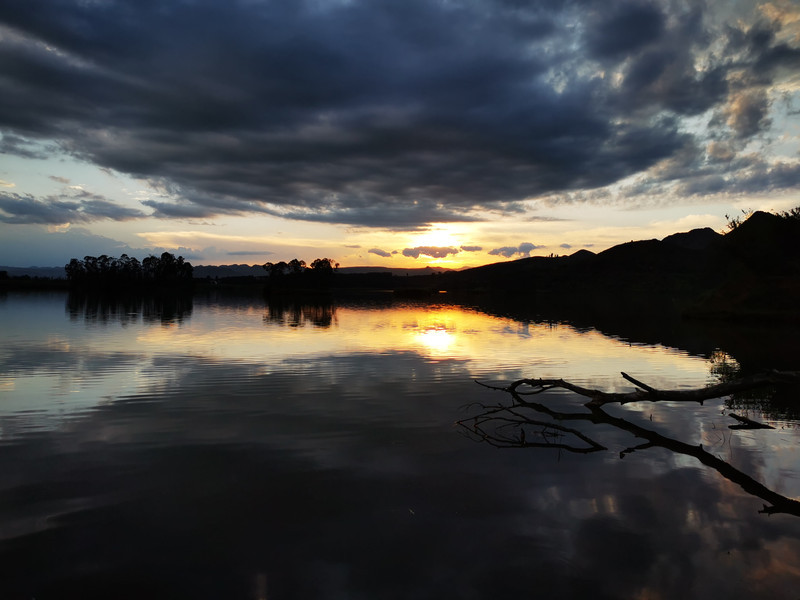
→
(584, 2, 665, 59)
(0, 1, 798, 229)
(488, 242, 543, 258)
(368, 248, 392, 258)
(0, 191, 146, 224)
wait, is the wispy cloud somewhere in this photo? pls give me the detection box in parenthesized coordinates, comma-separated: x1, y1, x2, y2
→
(488, 242, 544, 258)
(402, 246, 460, 259)
(368, 248, 392, 258)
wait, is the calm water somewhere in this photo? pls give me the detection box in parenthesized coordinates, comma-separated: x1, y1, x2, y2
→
(1, 291, 799, 599)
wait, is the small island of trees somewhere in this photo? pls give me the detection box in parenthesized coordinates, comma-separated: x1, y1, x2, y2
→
(262, 257, 339, 291)
(65, 252, 193, 289)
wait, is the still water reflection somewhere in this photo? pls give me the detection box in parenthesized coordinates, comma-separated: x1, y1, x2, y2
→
(0, 291, 798, 599)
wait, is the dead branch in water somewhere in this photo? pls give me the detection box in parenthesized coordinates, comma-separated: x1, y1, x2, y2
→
(458, 370, 800, 517)
(479, 370, 800, 408)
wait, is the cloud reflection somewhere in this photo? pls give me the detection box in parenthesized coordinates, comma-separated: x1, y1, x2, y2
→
(0, 293, 800, 597)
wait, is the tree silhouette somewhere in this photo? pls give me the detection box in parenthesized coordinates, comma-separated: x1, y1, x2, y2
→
(310, 257, 339, 272)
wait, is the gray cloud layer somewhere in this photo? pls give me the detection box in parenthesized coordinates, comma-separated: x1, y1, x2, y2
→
(0, 191, 146, 224)
(1, 0, 799, 229)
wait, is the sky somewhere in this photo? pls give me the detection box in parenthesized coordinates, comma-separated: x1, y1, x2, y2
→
(0, 0, 799, 269)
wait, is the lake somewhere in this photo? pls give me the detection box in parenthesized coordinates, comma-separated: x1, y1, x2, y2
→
(1, 290, 799, 599)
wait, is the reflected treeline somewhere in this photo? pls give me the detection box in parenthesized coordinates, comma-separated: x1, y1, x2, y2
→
(67, 291, 193, 325)
(263, 297, 337, 328)
(709, 351, 800, 419)
(460, 383, 800, 518)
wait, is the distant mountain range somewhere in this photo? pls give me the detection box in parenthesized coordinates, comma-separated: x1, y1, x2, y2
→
(0, 265, 66, 279)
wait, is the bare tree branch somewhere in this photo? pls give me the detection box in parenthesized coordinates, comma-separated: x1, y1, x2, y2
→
(480, 370, 800, 407)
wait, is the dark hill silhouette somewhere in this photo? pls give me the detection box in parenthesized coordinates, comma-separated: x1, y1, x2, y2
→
(685, 211, 800, 319)
(565, 248, 596, 261)
(722, 210, 800, 274)
(438, 212, 799, 321)
(662, 227, 722, 250)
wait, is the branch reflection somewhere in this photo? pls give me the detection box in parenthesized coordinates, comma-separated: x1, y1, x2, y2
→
(459, 385, 800, 517)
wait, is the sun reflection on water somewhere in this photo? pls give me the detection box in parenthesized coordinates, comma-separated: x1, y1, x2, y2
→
(109, 302, 713, 388)
(416, 325, 456, 355)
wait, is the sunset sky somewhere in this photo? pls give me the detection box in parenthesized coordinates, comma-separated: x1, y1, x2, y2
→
(1, 0, 799, 269)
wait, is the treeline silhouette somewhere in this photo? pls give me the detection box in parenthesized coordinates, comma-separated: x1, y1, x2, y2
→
(65, 253, 193, 289)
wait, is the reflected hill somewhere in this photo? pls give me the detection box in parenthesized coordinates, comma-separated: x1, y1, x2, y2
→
(196, 284, 799, 377)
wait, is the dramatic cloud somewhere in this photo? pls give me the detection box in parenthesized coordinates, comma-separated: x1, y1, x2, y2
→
(368, 248, 392, 258)
(0, 191, 146, 224)
(402, 246, 460, 259)
(0, 1, 798, 229)
(460, 245, 483, 252)
(488, 242, 543, 258)
(725, 90, 772, 139)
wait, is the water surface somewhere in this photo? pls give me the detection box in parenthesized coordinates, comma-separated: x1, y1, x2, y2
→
(0, 291, 798, 599)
